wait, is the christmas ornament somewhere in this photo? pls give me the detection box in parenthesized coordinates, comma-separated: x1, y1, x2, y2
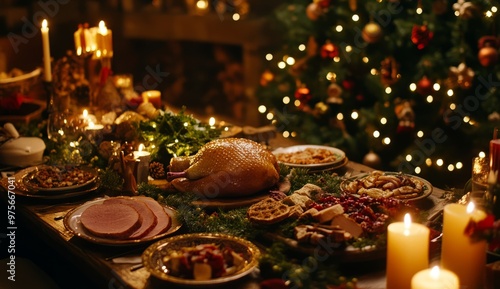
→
(314, 101, 329, 115)
(326, 82, 343, 104)
(448, 62, 474, 89)
(320, 41, 339, 58)
(305, 36, 319, 58)
(316, 0, 331, 9)
(394, 100, 415, 133)
(362, 22, 383, 44)
(306, 2, 323, 21)
(342, 78, 355, 91)
(416, 76, 433, 96)
(453, 0, 476, 19)
(380, 57, 400, 86)
(295, 86, 312, 104)
(363, 150, 382, 168)
(478, 36, 499, 67)
(260, 70, 275, 86)
(411, 25, 434, 50)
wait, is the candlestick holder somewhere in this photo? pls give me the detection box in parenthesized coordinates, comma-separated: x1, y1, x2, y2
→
(42, 80, 54, 120)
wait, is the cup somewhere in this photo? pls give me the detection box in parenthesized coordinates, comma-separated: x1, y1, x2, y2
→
(472, 156, 489, 191)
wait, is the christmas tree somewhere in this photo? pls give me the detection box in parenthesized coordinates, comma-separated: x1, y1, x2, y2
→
(257, 0, 500, 187)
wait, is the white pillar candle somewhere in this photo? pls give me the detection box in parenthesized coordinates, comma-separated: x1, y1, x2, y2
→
(441, 203, 487, 289)
(133, 144, 151, 185)
(411, 266, 459, 289)
(95, 21, 113, 58)
(141, 90, 162, 109)
(386, 213, 430, 289)
(41, 19, 52, 82)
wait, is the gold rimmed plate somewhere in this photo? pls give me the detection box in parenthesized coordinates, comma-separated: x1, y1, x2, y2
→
(272, 145, 346, 169)
(142, 233, 260, 287)
(64, 197, 182, 246)
(22, 165, 98, 194)
(340, 171, 433, 201)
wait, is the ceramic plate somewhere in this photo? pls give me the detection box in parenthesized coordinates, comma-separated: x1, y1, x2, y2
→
(272, 145, 346, 169)
(142, 233, 260, 287)
(22, 165, 98, 194)
(64, 197, 182, 246)
(0, 167, 99, 200)
(340, 171, 433, 201)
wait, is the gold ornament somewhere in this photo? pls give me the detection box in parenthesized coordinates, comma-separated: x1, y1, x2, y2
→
(362, 22, 383, 43)
(478, 36, 499, 67)
(448, 63, 474, 90)
(306, 2, 323, 21)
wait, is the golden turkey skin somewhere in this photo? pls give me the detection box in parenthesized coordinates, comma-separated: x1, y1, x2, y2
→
(167, 138, 279, 198)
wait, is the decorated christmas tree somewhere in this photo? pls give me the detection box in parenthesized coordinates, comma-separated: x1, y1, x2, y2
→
(257, 0, 500, 187)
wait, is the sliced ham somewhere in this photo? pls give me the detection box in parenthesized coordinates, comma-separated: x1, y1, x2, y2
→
(104, 197, 158, 239)
(133, 196, 172, 238)
(80, 203, 142, 239)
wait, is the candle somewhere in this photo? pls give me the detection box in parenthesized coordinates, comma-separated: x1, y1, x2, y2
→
(411, 266, 459, 289)
(79, 109, 97, 124)
(141, 90, 162, 109)
(133, 144, 151, 185)
(41, 19, 52, 82)
(441, 203, 487, 289)
(386, 213, 429, 289)
(85, 121, 104, 131)
(490, 139, 500, 183)
(95, 20, 113, 58)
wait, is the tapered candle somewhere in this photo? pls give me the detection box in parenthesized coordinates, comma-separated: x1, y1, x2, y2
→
(441, 203, 487, 289)
(386, 213, 430, 289)
(411, 266, 459, 289)
(41, 19, 52, 82)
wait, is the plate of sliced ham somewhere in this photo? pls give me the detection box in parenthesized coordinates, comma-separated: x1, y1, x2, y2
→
(64, 196, 182, 245)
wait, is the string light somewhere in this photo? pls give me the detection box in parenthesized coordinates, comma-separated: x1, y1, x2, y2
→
(447, 164, 455, 171)
(346, 45, 353, 52)
(294, 100, 301, 107)
(456, 162, 463, 169)
(373, 130, 380, 138)
(415, 167, 421, 174)
(286, 56, 295, 65)
(336, 25, 343, 32)
(258, 105, 266, 113)
(283, 96, 290, 104)
(385, 87, 392, 94)
(265, 53, 273, 61)
(298, 44, 306, 51)
(266, 112, 274, 120)
(337, 113, 344, 120)
(406, 154, 412, 161)
(370, 68, 377, 75)
(380, 117, 387, 125)
(433, 83, 440, 91)
(232, 13, 240, 21)
(417, 130, 424, 138)
(409, 83, 417, 91)
(479, 151, 486, 158)
(282, 131, 290, 138)
(362, 57, 369, 63)
(278, 61, 286, 69)
(447, 89, 454, 96)
(463, 116, 470, 123)
(352, 14, 360, 21)
(449, 103, 456, 110)
(326, 72, 336, 80)
(426, 158, 432, 166)
(351, 111, 359, 119)
(334, 56, 341, 62)
(383, 137, 391, 145)
(436, 159, 444, 166)
(291, 131, 297, 137)
(426, 95, 433, 103)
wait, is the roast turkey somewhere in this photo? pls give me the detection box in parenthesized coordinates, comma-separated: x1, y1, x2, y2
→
(167, 138, 279, 198)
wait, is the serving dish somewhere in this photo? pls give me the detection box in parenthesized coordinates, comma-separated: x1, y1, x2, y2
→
(272, 145, 346, 169)
(0, 166, 99, 200)
(64, 198, 182, 246)
(340, 171, 433, 201)
(22, 165, 98, 193)
(142, 233, 260, 287)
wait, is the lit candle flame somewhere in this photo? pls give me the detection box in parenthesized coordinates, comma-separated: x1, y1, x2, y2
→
(430, 265, 440, 279)
(42, 19, 48, 29)
(209, 117, 216, 127)
(83, 109, 88, 118)
(467, 202, 475, 214)
(98, 20, 108, 35)
(88, 121, 95, 129)
(404, 213, 411, 236)
(138, 143, 145, 152)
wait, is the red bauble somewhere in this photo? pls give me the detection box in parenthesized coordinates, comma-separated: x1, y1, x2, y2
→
(306, 3, 322, 21)
(478, 46, 498, 67)
(295, 87, 312, 104)
(342, 79, 356, 91)
(320, 42, 339, 59)
(416, 76, 433, 95)
(411, 25, 434, 50)
(317, 0, 331, 9)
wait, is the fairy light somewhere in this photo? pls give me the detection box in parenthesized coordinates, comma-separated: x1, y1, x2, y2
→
(278, 61, 286, 69)
(286, 56, 295, 65)
(337, 113, 344, 120)
(433, 83, 440, 91)
(380, 117, 387, 125)
(436, 159, 444, 166)
(183, 122, 189, 127)
(362, 57, 369, 63)
(463, 116, 470, 123)
(373, 130, 380, 138)
(351, 111, 359, 119)
(258, 105, 267, 113)
(196, 0, 208, 9)
(334, 56, 341, 62)
(370, 68, 377, 75)
(385, 87, 392, 94)
(326, 72, 336, 80)
(447, 89, 454, 96)
(232, 13, 240, 21)
(282, 131, 290, 138)
(266, 112, 274, 120)
(294, 100, 301, 107)
(283, 96, 290, 104)
(449, 103, 456, 110)
(298, 44, 306, 51)
(426, 158, 432, 166)
(265, 53, 273, 61)
(448, 164, 455, 171)
(456, 162, 463, 169)
(416, 7, 423, 14)
(426, 95, 433, 103)
(346, 45, 353, 52)
(479, 151, 486, 158)
(409, 83, 417, 91)
(417, 130, 424, 138)
(415, 167, 421, 174)
(352, 14, 360, 21)
(454, 10, 460, 17)
(336, 25, 343, 32)
(406, 154, 412, 161)
(291, 131, 297, 137)
(383, 137, 391, 145)
(492, 6, 498, 13)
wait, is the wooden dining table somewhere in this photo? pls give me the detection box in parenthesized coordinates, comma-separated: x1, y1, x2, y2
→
(0, 158, 455, 289)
